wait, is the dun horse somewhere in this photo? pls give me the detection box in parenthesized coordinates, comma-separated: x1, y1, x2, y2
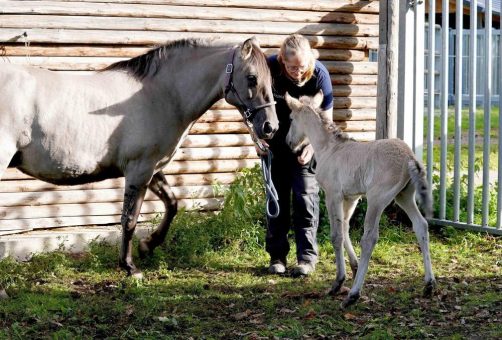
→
(0, 37, 278, 277)
(285, 91, 435, 308)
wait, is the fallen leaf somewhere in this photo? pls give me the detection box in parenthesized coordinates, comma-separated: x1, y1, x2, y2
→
(304, 309, 317, 320)
(233, 309, 251, 320)
(344, 312, 357, 320)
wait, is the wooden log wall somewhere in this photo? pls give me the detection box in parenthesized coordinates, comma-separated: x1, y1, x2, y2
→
(0, 0, 379, 235)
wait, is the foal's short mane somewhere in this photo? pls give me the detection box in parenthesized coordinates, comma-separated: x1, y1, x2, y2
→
(324, 120, 354, 142)
(102, 38, 269, 81)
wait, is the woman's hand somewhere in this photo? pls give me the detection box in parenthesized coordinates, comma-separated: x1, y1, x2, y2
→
(297, 144, 314, 165)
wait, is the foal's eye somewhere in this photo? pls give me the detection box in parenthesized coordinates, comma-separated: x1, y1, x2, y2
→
(247, 75, 257, 87)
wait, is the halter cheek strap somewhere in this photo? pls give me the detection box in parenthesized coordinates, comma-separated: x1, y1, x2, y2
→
(224, 47, 276, 123)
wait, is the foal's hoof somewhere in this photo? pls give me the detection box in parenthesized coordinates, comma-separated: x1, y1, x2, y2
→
(138, 239, 152, 259)
(327, 279, 346, 296)
(0, 289, 9, 300)
(130, 270, 144, 280)
(423, 279, 437, 297)
(340, 292, 360, 309)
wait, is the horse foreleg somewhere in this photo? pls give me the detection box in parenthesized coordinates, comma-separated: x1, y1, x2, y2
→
(395, 184, 436, 296)
(120, 182, 148, 278)
(139, 172, 178, 258)
(342, 194, 389, 309)
(326, 194, 346, 296)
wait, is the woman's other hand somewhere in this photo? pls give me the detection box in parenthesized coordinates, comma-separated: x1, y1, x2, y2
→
(297, 144, 314, 165)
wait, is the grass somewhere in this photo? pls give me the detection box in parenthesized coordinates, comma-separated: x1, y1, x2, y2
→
(424, 105, 499, 170)
(0, 166, 501, 339)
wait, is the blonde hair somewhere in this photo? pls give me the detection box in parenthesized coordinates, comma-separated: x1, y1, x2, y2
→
(278, 34, 315, 83)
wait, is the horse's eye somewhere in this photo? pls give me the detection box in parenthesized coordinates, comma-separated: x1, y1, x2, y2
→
(247, 75, 257, 88)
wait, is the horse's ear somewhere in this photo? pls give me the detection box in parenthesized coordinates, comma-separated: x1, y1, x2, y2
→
(285, 92, 302, 112)
(313, 90, 324, 108)
(241, 37, 256, 60)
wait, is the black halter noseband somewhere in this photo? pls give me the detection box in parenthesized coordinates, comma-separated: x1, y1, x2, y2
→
(224, 47, 276, 123)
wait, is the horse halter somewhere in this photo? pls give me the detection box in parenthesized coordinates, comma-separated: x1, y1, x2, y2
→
(224, 47, 276, 124)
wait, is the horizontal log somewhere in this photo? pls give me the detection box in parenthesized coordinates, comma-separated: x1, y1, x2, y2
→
(0, 29, 379, 50)
(2, 2, 379, 22)
(0, 15, 379, 37)
(174, 146, 258, 161)
(197, 110, 242, 123)
(43, 0, 380, 14)
(3, 159, 260, 181)
(190, 122, 248, 134)
(324, 61, 378, 75)
(2, 45, 367, 62)
(334, 120, 375, 132)
(333, 97, 376, 109)
(331, 74, 378, 85)
(333, 85, 377, 97)
(0, 185, 223, 207)
(0, 198, 222, 220)
(181, 134, 253, 147)
(333, 108, 376, 121)
(0, 172, 239, 193)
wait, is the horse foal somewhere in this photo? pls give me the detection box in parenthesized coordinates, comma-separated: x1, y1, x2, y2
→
(285, 91, 436, 308)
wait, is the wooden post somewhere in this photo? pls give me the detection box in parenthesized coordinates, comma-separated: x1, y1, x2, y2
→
(376, 0, 399, 139)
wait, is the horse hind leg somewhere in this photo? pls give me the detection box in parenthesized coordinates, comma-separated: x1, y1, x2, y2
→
(342, 197, 360, 279)
(395, 183, 436, 296)
(138, 172, 178, 258)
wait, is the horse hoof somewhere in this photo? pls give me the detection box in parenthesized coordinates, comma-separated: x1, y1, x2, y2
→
(138, 239, 151, 259)
(130, 271, 144, 280)
(0, 289, 9, 300)
(423, 279, 436, 297)
(340, 292, 360, 309)
(328, 280, 346, 296)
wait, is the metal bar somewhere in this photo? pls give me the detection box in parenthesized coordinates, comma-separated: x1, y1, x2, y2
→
(413, 0, 424, 162)
(498, 0, 502, 229)
(439, 0, 449, 220)
(397, 0, 416, 147)
(481, 1, 492, 227)
(453, 0, 463, 222)
(467, 0, 477, 225)
(426, 0, 436, 192)
(430, 219, 502, 236)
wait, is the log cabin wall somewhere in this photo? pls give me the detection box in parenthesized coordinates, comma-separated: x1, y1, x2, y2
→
(0, 0, 379, 235)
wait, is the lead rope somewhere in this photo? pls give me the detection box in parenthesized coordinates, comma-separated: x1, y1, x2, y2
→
(245, 120, 280, 219)
(261, 150, 280, 218)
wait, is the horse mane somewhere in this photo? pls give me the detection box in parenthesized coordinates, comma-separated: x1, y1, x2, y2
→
(324, 120, 354, 142)
(102, 38, 210, 79)
(102, 38, 269, 82)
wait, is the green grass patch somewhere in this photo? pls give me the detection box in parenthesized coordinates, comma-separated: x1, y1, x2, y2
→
(0, 166, 500, 338)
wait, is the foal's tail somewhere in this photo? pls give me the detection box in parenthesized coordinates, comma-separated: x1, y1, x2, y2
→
(408, 159, 433, 219)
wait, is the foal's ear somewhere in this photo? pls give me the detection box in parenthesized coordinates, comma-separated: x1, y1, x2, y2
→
(285, 92, 302, 111)
(312, 90, 324, 109)
(241, 37, 257, 60)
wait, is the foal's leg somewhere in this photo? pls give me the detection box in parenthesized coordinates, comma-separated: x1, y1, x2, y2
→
(139, 172, 178, 258)
(395, 183, 436, 296)
(119, 170, 151, 278)
(342, 197, 360, 278)
(342, 192, 394, 308)
(325, 193, 346, 295)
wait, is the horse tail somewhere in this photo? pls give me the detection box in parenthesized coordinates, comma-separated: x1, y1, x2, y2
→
(408, 159, 433, 219)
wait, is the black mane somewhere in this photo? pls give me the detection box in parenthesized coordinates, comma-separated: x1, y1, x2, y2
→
(102, 38, 211, 80)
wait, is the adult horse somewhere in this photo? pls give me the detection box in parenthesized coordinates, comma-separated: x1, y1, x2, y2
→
(0, 37, 278, 277)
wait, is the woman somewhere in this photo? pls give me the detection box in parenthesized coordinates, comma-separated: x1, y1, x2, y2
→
(263, 34, 333, 276)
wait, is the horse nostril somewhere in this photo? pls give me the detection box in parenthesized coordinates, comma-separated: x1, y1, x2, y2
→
(263, 121, 274, 135)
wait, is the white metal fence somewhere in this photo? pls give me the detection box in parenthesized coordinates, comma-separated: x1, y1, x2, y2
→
(400, 0, 502, 235)
(425, 26, 501, 105)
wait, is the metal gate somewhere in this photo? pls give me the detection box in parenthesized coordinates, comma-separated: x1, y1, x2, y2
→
(397, 0, 501, 235)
